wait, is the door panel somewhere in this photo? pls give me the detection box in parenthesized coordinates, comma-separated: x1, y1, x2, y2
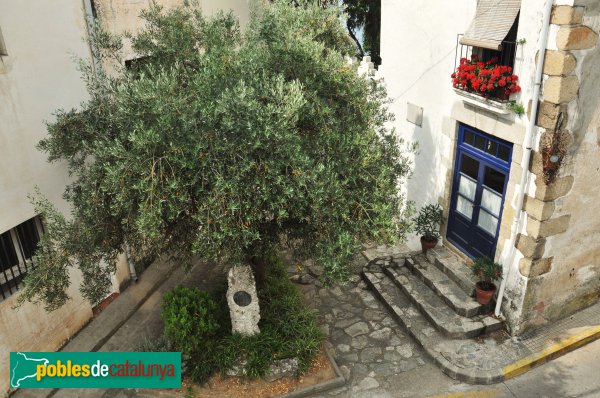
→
(447, 125, 512, 259)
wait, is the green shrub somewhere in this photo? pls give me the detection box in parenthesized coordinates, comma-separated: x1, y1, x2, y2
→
(215, 254, 323, 377)
(161, 286, 221, 355)
(471, 257, 502, 290)
(160, 255, 322, 383)
(136, 335, 173, 352)
(414, 204, 443, 242)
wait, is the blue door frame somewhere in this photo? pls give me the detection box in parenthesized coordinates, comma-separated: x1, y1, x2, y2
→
(446, 124, 513, 259)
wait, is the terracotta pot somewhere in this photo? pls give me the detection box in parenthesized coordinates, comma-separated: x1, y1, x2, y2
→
(475, 281, 497, 305)
(420, 237, 438, 254)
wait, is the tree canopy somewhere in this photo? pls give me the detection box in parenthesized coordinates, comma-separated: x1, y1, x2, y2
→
(20, 0, 412, 310)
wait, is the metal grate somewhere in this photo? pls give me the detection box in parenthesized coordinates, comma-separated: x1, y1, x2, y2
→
(0, 216, 43, 300)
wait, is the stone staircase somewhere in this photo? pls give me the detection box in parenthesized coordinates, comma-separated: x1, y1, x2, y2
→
(362, 246, 508, 383)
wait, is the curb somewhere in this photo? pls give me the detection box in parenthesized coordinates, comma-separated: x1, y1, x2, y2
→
(281, 345, 346, 398)
(502, 324, 600, 380)
(362, 268, 600, 385)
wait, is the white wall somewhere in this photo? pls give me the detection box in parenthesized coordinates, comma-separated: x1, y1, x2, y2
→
(0, 0, 92, 233)
(379, 0, 475, 208)
(380, 0, 549, 330)
(0, 1, 96, 391)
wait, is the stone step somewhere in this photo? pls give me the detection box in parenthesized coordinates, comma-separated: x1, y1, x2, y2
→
(383, 265, 502, 339)
(427, 249, 479, 297)
(362, 269, 505, 384)
(407, 255, 492, 317)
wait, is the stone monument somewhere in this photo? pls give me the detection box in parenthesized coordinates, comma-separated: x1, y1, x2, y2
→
(227, 264, 260, 336)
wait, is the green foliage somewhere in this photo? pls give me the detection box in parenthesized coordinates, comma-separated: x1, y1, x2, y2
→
(507, 101, 525, 116)
(135, 335, 173, 352)
(26, 0, 413, 309)
(471, 257, 502, 289)
(343, 0, 381, 64)
(161, 286, 222, 355)
(413, 204, 443, 242)
(159, 255, 322, 384)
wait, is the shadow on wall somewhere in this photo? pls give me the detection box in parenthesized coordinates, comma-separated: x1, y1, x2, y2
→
(406, 116, 447, 210)
(569, 5, 600, 152)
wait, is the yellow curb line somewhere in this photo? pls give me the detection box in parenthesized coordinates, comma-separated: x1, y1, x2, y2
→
(502, 324, 600, 380)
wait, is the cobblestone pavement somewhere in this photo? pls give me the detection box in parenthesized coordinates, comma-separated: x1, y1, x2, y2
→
(291, 257, 428, 397)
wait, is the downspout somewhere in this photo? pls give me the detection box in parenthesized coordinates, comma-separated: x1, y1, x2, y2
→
(125, 244, 139, 282)
(82, 0, 102, 80)
(495, 0, 554, 317)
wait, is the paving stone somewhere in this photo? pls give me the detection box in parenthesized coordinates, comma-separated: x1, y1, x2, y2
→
(337, 344, 351, 353)
(361, 347, 382, 362)
(395, 344, 413, 358)
(346, 321, 370, 337)
(335, 317, 360, 329)
(351, 363, 370, 378)
(339, 365, 351, 381)
(388, 334, 404, 346)
(351, 335, 369, 349)
(383, 351, 406, 361)
(369, 327, 392, 340)
(356, 377, 379, 391)
(341, 353, 359, 363)
(363, 310, 386, 322)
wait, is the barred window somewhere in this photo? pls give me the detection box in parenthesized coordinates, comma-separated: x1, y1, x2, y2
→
(0, 216, 44, 301)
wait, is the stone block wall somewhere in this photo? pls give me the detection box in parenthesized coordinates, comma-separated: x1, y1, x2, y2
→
(514, 1, 600, 333)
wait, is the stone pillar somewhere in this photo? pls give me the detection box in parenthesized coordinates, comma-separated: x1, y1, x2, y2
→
(517, 5, 598, 278)
(227, 264, 260, 336)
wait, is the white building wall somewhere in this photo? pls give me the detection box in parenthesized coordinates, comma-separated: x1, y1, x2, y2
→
(380, 0, 549, 331)
(0, 0, 96, 393)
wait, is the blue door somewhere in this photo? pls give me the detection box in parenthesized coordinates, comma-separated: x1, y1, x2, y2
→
(447, 124, 512, 259)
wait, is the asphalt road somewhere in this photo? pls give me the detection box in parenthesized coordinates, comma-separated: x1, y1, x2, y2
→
(401, 338, 600, 398)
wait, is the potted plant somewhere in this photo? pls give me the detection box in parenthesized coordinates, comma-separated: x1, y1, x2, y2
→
(471, 257, 502, 305)
(414, 204, 443, 254)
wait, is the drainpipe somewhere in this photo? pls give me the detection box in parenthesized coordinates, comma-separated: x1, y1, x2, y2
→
(82, 0, 102, 79)
(125, 244, 138, 282)
(495, 0, 554, 318)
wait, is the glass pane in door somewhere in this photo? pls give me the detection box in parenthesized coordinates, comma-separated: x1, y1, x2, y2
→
(481, 187, 502, 216)
(456, 196, 473, 220)
(458, 175, 476, 200)
(478, 210, 498, 236)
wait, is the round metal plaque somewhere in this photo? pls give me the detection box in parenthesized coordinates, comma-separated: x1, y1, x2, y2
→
(233, 290, 252, 307)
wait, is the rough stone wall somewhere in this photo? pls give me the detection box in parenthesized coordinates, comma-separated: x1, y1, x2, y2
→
(514, 2, 600, 333)
(0, 272, 93, 393)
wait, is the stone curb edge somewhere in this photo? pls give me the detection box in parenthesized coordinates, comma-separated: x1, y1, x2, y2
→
(362, 267, 600, 385)
(361, 269, 503, 385)
(502, 324, 600, 380)
(280, 345, 346, 398)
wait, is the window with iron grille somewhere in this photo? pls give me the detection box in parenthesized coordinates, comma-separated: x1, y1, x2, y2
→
(0, 216, 44, 301)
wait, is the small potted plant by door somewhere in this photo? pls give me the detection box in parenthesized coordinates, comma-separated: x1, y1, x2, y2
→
(414, 204, 443, 254)
(471, 257, 502, 305)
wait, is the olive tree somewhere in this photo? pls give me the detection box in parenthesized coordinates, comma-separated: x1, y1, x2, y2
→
(19, 0, 413, 311)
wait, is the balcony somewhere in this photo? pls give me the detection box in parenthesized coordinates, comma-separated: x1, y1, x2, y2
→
(452, 35, 520, 116)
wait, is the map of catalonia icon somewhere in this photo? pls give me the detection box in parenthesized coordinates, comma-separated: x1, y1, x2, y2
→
(10, 352, 50, 388)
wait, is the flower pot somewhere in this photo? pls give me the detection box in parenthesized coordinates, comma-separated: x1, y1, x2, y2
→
(475, 281, 496, 305)
(420, 237, 438, 254)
